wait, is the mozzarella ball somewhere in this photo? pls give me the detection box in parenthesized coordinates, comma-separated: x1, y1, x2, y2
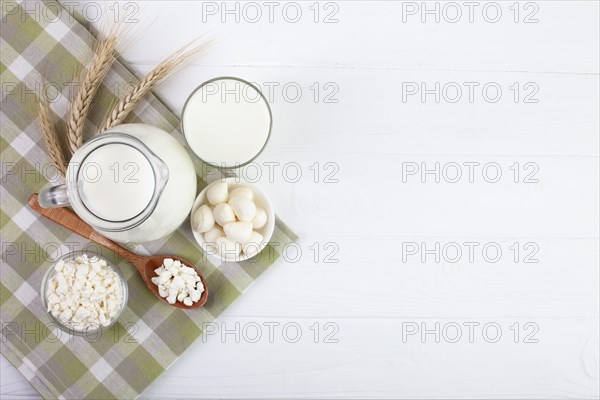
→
(223, 221, 253, 243)
(207, 182, 228, 205)
(213, 203, 236, 226)
(216, 236, 241, 258)
(192, 205, 214, 233)
(252, 207, 268, 230)
(204, 226, 224, 243)
(229, 187, 254, 201)
(242, 231, 264, 258)
(228, 197, 256, 222)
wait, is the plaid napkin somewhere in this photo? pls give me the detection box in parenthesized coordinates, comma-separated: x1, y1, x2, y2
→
(0, 1, 297, 398)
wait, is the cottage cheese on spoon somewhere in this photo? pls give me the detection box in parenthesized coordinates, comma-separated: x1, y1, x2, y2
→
(151, 258, 205, 306)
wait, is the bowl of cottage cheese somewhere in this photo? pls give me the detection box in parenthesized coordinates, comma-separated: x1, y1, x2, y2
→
(41, 251, 128, 334)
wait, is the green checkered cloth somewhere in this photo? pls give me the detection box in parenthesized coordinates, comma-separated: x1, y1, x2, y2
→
(0, 1, 297, 398)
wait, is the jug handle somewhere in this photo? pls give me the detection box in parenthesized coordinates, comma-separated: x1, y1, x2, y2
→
(38, 185, 69, 208)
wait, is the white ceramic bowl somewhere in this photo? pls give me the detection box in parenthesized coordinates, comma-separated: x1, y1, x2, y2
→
(190, 178, 275, 262)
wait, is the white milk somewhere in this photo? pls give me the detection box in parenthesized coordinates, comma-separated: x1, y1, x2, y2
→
(79, 143, 155, 221)
(182, 78, 271, 167)
(102, 124, 197, 243)
(44, 124, 196, 243)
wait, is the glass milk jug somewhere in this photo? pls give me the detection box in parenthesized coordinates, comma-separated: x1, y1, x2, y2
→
(38, 124, 197, 243)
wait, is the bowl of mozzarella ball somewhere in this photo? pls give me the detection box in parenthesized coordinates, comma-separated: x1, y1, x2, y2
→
(41, 251, 127, 334)
(191, 178, 275, 262)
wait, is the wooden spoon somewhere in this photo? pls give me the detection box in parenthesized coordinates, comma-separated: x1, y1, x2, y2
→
(28, 194, 208, 310)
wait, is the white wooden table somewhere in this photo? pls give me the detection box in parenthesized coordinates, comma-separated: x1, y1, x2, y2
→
(2, 1, 599, 398)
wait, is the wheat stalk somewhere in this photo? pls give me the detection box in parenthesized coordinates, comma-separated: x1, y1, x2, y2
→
(38, 98, 68, 176)
(66, 35, 119, 154)
(101, 37, 213, 131)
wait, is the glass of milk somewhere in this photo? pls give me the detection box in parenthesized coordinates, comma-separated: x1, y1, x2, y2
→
(181, 77, 272, 168)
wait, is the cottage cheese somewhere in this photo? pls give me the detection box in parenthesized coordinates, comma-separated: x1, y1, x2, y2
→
(151, 258, 205, 306)
(46, 254, 124, 330)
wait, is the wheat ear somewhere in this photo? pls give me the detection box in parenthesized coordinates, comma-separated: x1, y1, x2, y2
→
(38, 99, 68, 176)
(101, 37, 213, 132)
(66, 35, 119, 154)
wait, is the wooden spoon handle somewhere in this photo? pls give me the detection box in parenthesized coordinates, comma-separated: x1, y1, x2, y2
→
(28, 193, 145, 269)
